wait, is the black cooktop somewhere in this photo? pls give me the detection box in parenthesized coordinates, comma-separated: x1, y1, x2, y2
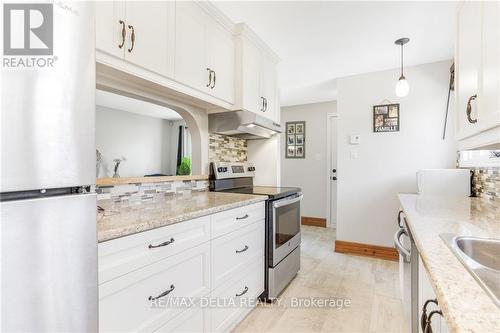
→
(219, 186, 301, 200)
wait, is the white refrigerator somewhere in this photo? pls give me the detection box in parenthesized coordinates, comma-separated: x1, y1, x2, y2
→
(1, 3, 97, 331)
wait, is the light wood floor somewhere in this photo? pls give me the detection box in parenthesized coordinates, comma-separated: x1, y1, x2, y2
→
(233, 226, 409, 333)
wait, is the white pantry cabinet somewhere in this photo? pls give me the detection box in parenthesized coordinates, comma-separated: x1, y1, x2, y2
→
(235, 24, 280, 123)
(174, 1, 235, 104)
(98, 201, 265, 333)
(455, 1, 500, 149)
(95, 1, 175, 77)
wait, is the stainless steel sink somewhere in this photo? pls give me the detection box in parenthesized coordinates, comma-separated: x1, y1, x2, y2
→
(441, 234, 500, 308)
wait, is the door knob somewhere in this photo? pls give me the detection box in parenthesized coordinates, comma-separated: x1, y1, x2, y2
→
(332, 176, 337, 181)
(332, 169, 336, 173)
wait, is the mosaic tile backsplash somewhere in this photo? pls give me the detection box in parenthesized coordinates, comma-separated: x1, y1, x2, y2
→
(471, 167, 500, 202)
(96, 180, 209, 202)
(209, 133, 247, 163)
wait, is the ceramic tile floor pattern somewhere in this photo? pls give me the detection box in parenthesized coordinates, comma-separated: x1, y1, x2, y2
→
(233, 226, 408, 333)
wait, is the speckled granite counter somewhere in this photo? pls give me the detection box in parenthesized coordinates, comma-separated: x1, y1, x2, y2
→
(97, 191, 267, 242)
(398, 194, 500, 333)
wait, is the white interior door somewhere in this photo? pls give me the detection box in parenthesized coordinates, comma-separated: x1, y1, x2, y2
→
(327, 115, 338, 227)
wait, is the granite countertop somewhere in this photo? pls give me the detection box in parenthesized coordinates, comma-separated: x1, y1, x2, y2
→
(97, 191, 267, 242)
(398, 194, 500, 333)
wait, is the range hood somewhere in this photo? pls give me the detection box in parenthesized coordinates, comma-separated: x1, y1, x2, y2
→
(209, 110, 282, 140)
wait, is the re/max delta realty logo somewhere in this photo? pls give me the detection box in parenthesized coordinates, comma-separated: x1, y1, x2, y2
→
(3, 3, 57, 68)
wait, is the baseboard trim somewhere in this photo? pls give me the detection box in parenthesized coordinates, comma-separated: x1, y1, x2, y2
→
(301, 216, 327, 227)
(334, 240, 398, 261)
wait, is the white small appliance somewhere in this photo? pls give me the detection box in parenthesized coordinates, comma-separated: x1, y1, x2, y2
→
(416, 169, 471, 197)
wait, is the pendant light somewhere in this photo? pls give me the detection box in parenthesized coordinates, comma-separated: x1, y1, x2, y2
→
(395, 37, 410, 97)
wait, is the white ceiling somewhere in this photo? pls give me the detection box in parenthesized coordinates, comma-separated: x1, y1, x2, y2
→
(95, 90, 183, 120)
(213, 1, 457, 106)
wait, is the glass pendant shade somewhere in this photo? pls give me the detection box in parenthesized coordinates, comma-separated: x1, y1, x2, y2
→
(395, 76, 409, 97)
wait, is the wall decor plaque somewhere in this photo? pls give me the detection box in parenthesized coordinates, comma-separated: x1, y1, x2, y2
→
(373, 103, 400, 132)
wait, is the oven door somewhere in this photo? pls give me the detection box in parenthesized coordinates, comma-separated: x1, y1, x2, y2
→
(272, 194, 303, 267)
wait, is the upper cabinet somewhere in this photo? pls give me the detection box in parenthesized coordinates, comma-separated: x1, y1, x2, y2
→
(95, 2, 280, 122)
(95, 1, 175, 77)
(455, 1, 500, 149)
(175, 2, 235, 105)
(235, 24, 280, 122)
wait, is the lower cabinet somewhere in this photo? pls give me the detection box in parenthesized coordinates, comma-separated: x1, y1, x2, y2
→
(418, 258, 448, 333)
(98, 202, 265, 333)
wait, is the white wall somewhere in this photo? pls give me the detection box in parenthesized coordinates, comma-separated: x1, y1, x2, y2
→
(248, 135, 281, 186)
(96, 106, 184, 177)
(280, 101, 337, 218)
(336, 60, 457, 247)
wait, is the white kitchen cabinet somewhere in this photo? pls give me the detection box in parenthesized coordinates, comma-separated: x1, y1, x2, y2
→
(98, 201, 266, 333)
(95, 1, 174, 77)
(418, 258, 448, 333)
(455, 1, 500, 149)
(175, 2, 235, 104)
(235, 24, 280, 122)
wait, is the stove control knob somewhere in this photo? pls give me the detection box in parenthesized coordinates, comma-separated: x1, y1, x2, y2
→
(223, 167, 228, 172)
(217, 167, 223, 172)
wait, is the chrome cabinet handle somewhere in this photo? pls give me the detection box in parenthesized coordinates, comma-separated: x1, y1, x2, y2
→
(236, 245, 249, 253)
(421, 299, 438, 332)
(148, 284, 175, 301)
(235, 286, 248, 297)
(423, 309, 443, 333)
(211, 70, 216, 89)
(466, 94, 477, 124)
(263, 98, 268, 112)
(118, 20, 126, 49)
(394, 228, 410, 262)
(148, 237, 175, 249)
(236, 214, 249, 220)
(206, 68, 212, 87)
(127, 25, 135, 52)
(260, 97, 265, 111)
(397, 210, 404, 228)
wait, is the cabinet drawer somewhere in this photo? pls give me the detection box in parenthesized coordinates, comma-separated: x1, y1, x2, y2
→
(99, 243, 210, 332)
(99, 216, 210, 283)
(153, 307, 207, 333)
(212, 220, 264, 289)
(211, 256, 264, 332)
(211, 201, 265, 238)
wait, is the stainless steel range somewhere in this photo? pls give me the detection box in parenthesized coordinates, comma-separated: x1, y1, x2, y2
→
(210, 162, 302, 299)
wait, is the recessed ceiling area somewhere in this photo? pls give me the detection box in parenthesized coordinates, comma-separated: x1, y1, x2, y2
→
(95, 90, 183, 120)
(213, 1, 457, 106)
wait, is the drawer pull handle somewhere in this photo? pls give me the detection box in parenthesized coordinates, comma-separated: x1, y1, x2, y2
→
(148, 237, 175, 249)
(466, 94, 477, 124)
(236, 245, 249, 253)
(235, 286, 248, 297)
(148, 284, 175, 301)
(236, 214, 249, 220)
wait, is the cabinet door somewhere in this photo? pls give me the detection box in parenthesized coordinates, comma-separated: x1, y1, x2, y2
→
(175, 2, 209, 92)
(260, 56, 278, 121)
(95, 1, 125, 58)
(124, 1, 174, 77)
(456, 2, 482, 139)
(418, 258, 441, 333)
(478, 1, 500, 132)
(207, 20, 235, 104)
(241, 40, 263, 114)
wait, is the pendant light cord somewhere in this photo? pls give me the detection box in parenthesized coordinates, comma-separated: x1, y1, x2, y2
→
(400, 44, 404, 78)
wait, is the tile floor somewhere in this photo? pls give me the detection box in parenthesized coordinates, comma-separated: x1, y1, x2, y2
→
(233, 226, 408, 333)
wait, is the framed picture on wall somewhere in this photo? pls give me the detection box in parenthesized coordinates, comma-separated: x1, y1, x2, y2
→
(285, 121, 306, 158)
(373, 103, 399, 132)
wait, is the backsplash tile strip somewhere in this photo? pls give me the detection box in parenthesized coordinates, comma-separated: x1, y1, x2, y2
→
(470, 167, 500, 202)
(209, 133, 247, 163)
(96, 180, 209, 202)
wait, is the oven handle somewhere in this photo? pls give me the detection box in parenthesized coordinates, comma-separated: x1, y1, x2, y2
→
(273, 194, 304, 209)
(394, 228, 411, 262)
